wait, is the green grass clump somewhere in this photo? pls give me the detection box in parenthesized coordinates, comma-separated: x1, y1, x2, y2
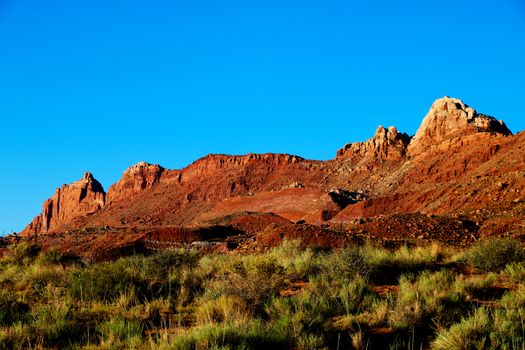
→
(269, 239, 319, 278)
(466, 238, 524, 272)
(491, 286, 525, 347)
(69, 259, 147, 303)
(431, 307, 491, 350)
(500, 261, 525, 284)
(322, 247, 371, 281)
(364, 242, 449, 284)
(165, 320, 291, 350)
(195, 294, 252, 326)
(0, 289, 29, 327)
(204, 254, 286, 314)
(432, 287, 525, 349)
(389, 270, 469, 331)
(97, 316, 143, 348)
(6, 242, 41, 266)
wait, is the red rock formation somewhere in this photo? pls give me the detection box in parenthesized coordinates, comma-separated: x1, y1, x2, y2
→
(106, 162, 164, 203)
(24, 172, 105, 234)
(336, 125, 411, 162)
(21, 96, 525, 239)
(408, 96, 511, 155)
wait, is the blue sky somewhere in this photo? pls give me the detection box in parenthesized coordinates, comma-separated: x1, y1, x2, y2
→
(1, 0, 524, 234)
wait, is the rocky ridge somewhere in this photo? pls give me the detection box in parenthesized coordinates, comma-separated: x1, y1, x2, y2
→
(22, 97, 524, 242)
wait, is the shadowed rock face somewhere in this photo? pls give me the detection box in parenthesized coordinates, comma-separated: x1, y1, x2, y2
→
(24, 172, 106, 234)
(22, 97, 523, 236)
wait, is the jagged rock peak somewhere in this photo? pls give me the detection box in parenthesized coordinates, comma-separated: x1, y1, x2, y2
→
(123, 161, 165, 175)
(408, 96, 511, 154)
(107, 162, 165, 203)
(336, 125, 411, 161)
(22, 173, 106, 234)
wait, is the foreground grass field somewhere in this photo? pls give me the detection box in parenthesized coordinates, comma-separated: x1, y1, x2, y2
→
(0, 238, 524, 349)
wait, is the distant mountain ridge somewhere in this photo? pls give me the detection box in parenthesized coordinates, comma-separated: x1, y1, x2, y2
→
(22, 97, 524, 239)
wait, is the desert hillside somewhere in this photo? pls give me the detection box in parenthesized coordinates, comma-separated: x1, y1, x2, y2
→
(21, 97, 524, 245)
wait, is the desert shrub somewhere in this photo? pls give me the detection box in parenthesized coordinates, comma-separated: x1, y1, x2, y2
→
(0, 322, 32, 350)
(97, 316, 143, 347)
(322, 247, 371, 282)
(69, 259, 146, 303)
(0, 289, 29, 326)
(196, 294, 252, 325)
(205, 255, 285, 313)
(491, 286, 525, 347)
(500, 261, 525, 284)
(466, 238, 524, 272)
(389, 270, 468, 331)
(266, 275, 372, 335)
(69, 307, 108, 345)
(173, 267, 206, 307)
(31, 300, 78, 347)
(124, 249, 202, 302)
(431, 307, 491, 350)
(6, 243, 41, 265)
(365, 243, 446, 284)
(166, 320, 291, 350)
(35, 247, 81, 266)
(37, 248, 63, 266)
(462, 272, 497, 289)
(432, 287, 525, 350)
(136, 298, 173, 330)
(329, 299, 389, 331)
(337, 277, 370, 315)
(14, 263, 70, 298)
(296, 333, 326, 350)
(138, 249, 200, 281)
(270, 239, 321, 278)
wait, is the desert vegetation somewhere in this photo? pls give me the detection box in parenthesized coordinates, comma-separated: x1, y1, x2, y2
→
(0, 238, 524, 349)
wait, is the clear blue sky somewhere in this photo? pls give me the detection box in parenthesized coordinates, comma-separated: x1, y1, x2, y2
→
(1, 0, 524, 234)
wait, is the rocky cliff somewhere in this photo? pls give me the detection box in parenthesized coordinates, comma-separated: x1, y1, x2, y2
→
(408, 96, 511, 155)
(24, 172, 106, 234)
(22, 97, 524, 237)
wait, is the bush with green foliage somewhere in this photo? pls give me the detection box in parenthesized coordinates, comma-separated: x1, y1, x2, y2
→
(0, 289, 29, 327)
(389, 270, 469, 331)
(6, 242, 41, 265)
(466, 238, 524, 272)
(204, 255, 286, 314)
(432, 287, 525, 350)
(322, 247, 371, 281)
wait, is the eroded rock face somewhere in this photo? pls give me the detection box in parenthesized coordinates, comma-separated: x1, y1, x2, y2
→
(408, 97, 511, 155)
(23, 172, 105, 234)
(106, 162, 165, 203)
(336, 125, 411, 161)
(21, 96, 524, 238)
